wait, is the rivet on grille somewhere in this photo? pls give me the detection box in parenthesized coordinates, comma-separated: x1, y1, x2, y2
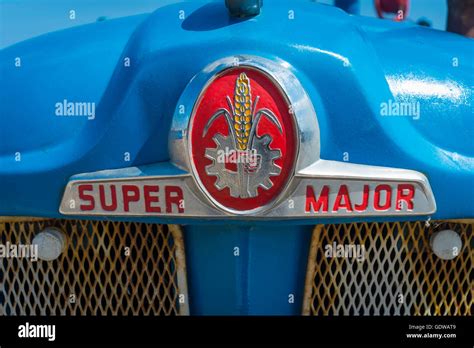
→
(32, 227, 67, 261)
(430, 229, 462, 260)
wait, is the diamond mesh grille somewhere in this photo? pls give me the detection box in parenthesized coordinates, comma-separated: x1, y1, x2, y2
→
(0, 219, 189, 315)
(302, 221, 473, 316)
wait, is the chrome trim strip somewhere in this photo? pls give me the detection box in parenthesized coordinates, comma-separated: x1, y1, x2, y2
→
(60, 56, 436, 218)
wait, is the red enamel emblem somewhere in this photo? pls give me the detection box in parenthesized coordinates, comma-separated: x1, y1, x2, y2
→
(189, 67, 297, 212)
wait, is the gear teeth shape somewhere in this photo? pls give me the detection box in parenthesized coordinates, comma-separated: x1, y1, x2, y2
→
(260, 135, 272, 146)
(268, 164, 282, 176)
(228, 184, 240, 198)
(204, 133, 284, 199)
(269, 149, 281, 161)
(260, 178, 274, 190)
(247, 186, 258, 198)
(205, 164, 219, 175)
(205, 148, 218, 161)
(215, 174, 240, 198)
(214, 176, 227, 190)
(213, 133, 226, 147)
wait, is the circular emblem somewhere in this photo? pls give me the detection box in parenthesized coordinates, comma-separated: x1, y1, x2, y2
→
(189, 66, 297, 213)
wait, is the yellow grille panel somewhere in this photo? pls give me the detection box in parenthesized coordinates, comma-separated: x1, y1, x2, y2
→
(303, 221, 473, 316)
(0, 219, 189, 315)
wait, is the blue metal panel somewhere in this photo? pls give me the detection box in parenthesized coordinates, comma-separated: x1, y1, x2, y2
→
(184, 224, 312, 315)
(1, 0, 472, 220)
(335, 0, 360, 14)
(1, 0, 473, 315)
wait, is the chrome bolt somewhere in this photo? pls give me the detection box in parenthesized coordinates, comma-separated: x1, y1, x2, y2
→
(32, 227, 67, 261)
(430, 229, 462, 260)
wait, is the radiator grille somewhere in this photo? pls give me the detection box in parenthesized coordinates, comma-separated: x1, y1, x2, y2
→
(303, 221, 473, 316)
(0, 219, 189, 315)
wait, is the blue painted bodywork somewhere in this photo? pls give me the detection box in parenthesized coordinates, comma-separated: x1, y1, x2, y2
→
(1, 0, 473, 314)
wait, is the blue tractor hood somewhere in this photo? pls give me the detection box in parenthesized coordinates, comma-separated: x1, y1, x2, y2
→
(1, 0, 473, 220)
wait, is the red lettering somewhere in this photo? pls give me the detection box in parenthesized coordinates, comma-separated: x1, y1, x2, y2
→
(78, 184, 95, 211)
(144, 185, 161, 213)
(396, 184, 415, 210)
(305, 186, 329, 213)
(99, 185, 117, 211)
(374, 184, 392, 210)
(122, 185, 140, 212)
(354, 185, 369, 212)
(165, 186, 184, 213)
(333, 185, 353, 212)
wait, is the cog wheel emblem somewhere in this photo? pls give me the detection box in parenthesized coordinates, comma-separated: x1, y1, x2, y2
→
(190, 67, 297, 212)
(204, 133, 282, 198)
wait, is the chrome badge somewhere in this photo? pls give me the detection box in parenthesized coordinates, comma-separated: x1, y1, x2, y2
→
(60, 56, 436, 218)
(189, 67, 297, 213)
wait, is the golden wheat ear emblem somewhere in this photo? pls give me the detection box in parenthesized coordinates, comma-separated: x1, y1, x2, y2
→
(203, 71, 284, 198)
(233, 73, 253, 150)
(203, 72, 283, 150)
